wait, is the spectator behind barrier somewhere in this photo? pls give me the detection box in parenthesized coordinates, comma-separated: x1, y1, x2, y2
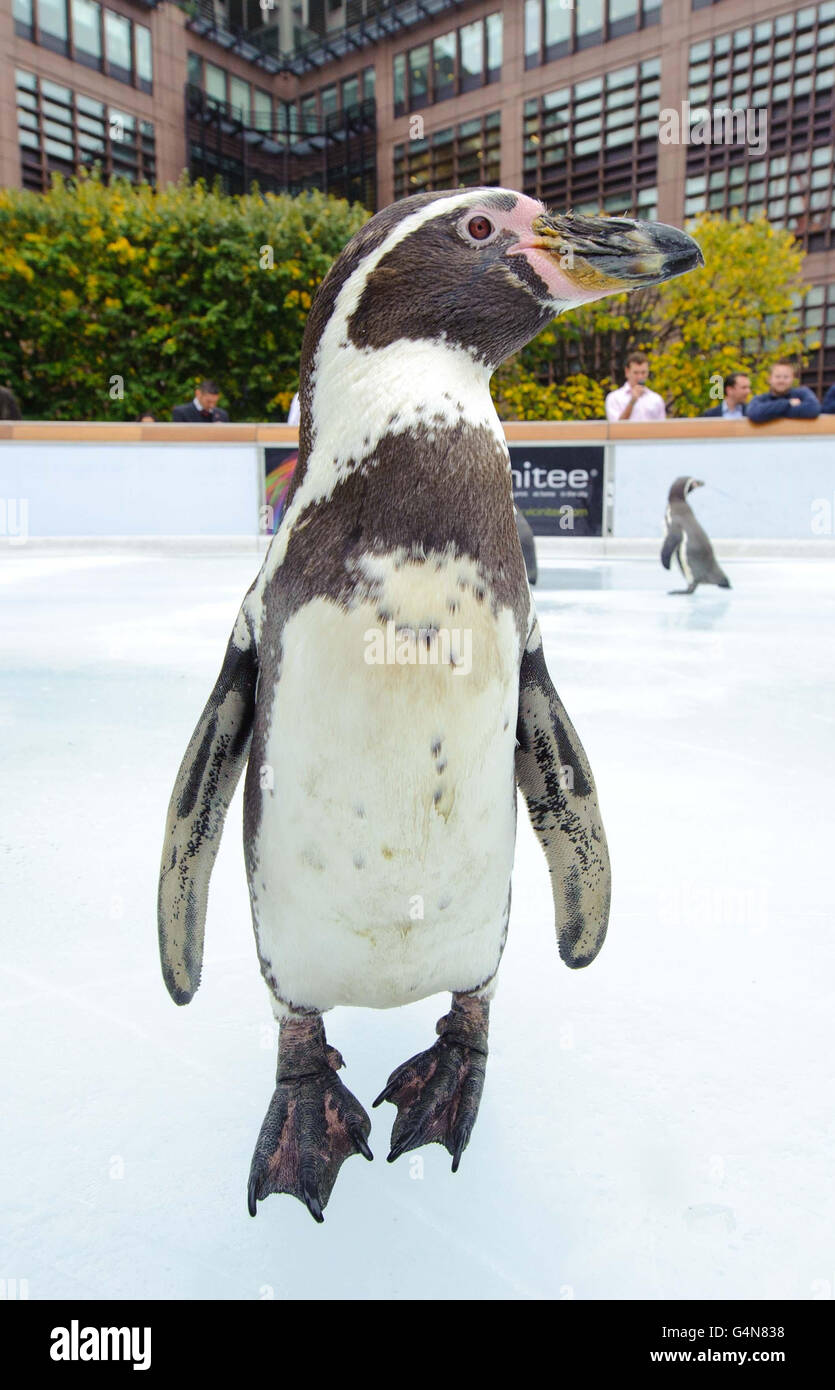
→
(0, 386, 22, 419)
(821, 384, 835, 413)
(605, 352, 666, 422)
(700, 371, 751, 418)
(137, 412, 158, 422)
(746, 361, 820, 423)
(172, 379, 230, 423)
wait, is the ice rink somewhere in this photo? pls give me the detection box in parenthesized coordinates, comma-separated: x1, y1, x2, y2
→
(2, 547, 833, 1301)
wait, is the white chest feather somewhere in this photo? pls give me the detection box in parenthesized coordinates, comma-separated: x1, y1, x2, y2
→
(249, 554, 521, 1012)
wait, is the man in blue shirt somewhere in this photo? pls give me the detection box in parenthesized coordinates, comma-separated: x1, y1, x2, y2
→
(747, 361, 820, 422)
(822, 383, 835, 413)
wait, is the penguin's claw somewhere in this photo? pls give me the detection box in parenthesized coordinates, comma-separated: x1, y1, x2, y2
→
(247, 1069, 372, 1222)
(377, 1038, 487, 1171)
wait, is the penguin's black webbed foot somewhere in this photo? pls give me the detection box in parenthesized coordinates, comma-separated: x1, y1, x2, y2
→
(247, 1015, 372, 1223)
(667, 585, 697, 595)
(374, 994, 489, 1172)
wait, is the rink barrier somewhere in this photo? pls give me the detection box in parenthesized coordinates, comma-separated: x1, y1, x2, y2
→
(1, 419, 834, 545)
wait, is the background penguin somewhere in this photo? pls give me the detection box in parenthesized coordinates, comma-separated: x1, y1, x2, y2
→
(158, 188, 703, 1221)
(662, 476, 731, 594)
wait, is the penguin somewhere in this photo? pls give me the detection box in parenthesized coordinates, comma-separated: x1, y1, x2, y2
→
(515, 505, 538, 585)
(158, 189, 703, 1221)
(662, 477, 731, 594)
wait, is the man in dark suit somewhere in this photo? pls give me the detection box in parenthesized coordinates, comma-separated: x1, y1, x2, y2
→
(171, 379, 229, 422)
(700, 371, 750, 417)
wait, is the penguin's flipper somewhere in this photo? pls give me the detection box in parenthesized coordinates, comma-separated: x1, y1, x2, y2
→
(515, 620, 611, 968)
(660, 525, 682, 570)
(158, 608, 258, 1005)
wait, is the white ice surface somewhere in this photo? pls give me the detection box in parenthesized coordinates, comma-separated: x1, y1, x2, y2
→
(1, 549, 833, 1301)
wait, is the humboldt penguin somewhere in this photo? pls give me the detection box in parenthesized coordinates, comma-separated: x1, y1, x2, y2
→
(158, 189, 703, 1221)
(662, 476, 731, 594)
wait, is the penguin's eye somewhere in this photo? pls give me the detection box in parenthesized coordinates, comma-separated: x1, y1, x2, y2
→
(467, 216, 494, 242)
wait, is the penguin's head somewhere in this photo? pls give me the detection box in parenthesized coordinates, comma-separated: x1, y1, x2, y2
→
(670, 476, 705, 501)
(308, 188, 704, 374)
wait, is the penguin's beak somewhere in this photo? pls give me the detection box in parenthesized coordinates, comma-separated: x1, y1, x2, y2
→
(529, 212, 704, 292)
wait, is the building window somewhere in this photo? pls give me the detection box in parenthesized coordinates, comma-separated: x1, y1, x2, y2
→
(13, 0, 34, 40)
(363, 66, 375, 102)
(187, 52, 202, 88)
(459, 22, 483, 94)
(409, 45, 430, 111)
(433, 32, 456, 103)
(393, 53, 406, 118)
(320, 84, 338, 120)
(15, 66, 156, 192)
(135, 24, 152, 94)
(253, 88, 272, 133)
(300, 94, 317, 135)
(393, 111, 501, 198)
(229, 76, 251, 123)
(104, 10, 131, 83)
(486, 12, 502, 78)
(394, 13, 502, 114)
(38, 0, 69, 55)
(204, 63, 226, 104)
(342, 75, 359, 113)
(526, 0, 661, 66)
(523, 59, 660, 217)
(684, 1, 835, 252)
(71, 0, 101, 70)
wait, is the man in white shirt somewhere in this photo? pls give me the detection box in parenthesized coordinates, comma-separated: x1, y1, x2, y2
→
(605, 352, 666, 422)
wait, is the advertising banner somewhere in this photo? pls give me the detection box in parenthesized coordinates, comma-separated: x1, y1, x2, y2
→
(510, 444, 605, 536)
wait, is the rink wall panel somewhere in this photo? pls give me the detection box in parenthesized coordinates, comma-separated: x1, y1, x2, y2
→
(1, 420, 833, 541)
(0, 441, 262, 536)
(612, 437, 835, 539)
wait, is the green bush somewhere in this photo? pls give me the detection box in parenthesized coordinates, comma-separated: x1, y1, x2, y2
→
(0, 171, 369, 421)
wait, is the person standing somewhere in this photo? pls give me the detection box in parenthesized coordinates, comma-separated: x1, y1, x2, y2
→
(605, 352, 666, 422)
(746, 361, 820, 422)
(171, 380, 229, 422)
(700, 371, 751, 418)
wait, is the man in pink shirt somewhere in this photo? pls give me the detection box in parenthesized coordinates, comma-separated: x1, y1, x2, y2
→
(605, 351, 667, 422)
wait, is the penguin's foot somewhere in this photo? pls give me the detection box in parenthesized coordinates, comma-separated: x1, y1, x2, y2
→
(668, 584, 697, 595)
(247, 1014, 372, 1223)
(373, 993, 489, 1172)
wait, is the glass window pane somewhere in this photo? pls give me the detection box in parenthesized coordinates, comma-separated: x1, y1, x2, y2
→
(320, 84, 337, 118)
(524, 0, 539, 56)
(393, 53, 405, 112)
(205, 63, 225, 103)
(341, 76, 359, 111)
(577, 0, 604, 40)
(229, 76, 250, 121)
(486, 12, 502, 71)
(187, 52, 201, 87)
(409, 45, 430, 107)
(253, 88, 271, 130)
(545, 0, 571, 47)
(136, 25, 152, 85)
(104, 10, 131, 73)
(72, 0, 100, 59)
(363, 66, 375, 101)
(13, 0, 33, 24)
(460, 22, 483, 88)
(301, 95, 316, 133)
(38, 0, 67, 39)
(433, 32, 455, 96)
